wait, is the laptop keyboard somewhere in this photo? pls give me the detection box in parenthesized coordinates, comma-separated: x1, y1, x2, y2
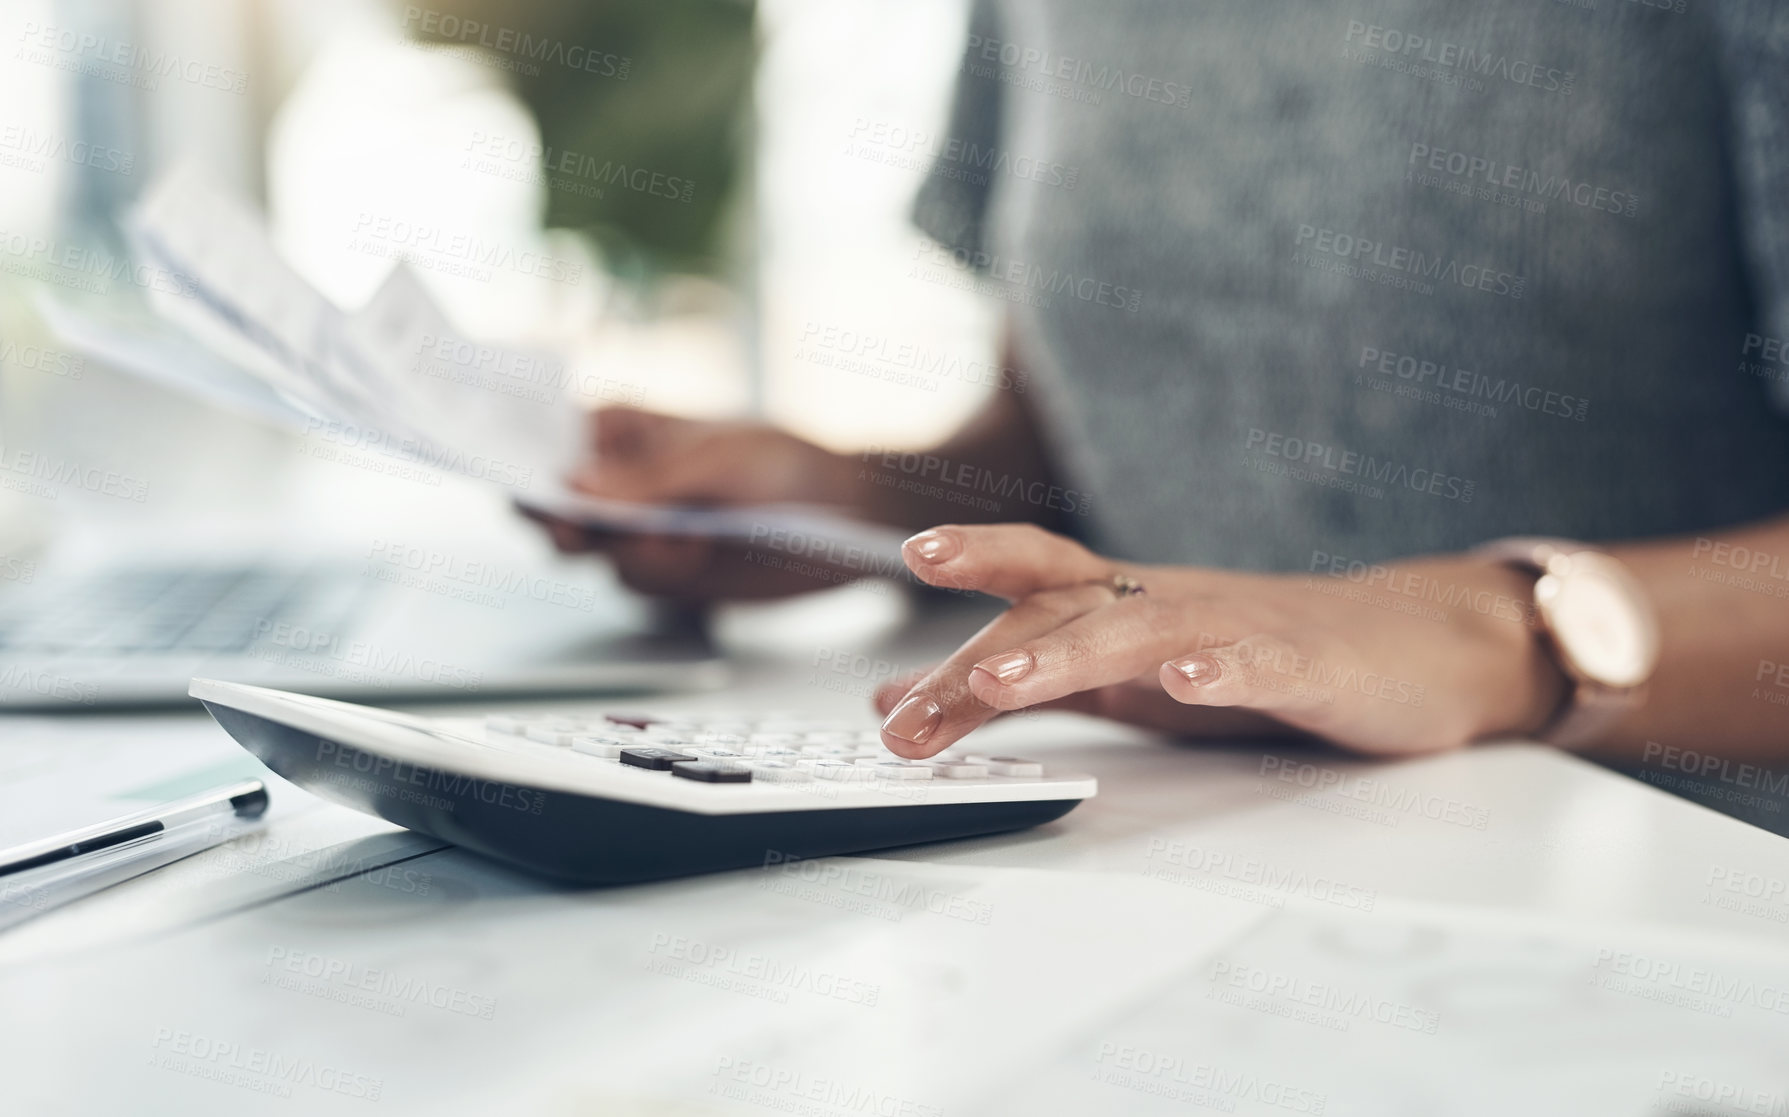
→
(0, 565, 366, 658)
(482, 711, 1047, 786)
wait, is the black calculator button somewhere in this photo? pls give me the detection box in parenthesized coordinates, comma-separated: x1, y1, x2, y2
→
(619, 748, 695, 770)
(671, 762, 753, 783)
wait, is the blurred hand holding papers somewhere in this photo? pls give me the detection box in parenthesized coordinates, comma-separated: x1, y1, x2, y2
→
(47, 167, 905, 570)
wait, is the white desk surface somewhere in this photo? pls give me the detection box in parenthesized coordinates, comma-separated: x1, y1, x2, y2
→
(4, 633, 1789, 1117)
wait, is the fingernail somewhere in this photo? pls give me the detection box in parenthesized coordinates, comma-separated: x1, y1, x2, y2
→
(881, 693, 943, 744)
(972, 650, 1034, 685)
(1168, 654, 1222, 687)
(903, 530, 959, 564)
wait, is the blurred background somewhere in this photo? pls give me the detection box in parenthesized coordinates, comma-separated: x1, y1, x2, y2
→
(0, 0, 995, 561)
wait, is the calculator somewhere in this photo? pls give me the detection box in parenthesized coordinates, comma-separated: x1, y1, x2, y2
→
(190, 679, 1097, 885)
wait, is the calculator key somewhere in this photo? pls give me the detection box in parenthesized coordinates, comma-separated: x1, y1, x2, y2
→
(692, 733, 749, 750)
(985, 757, 1044, 777)
(690, 748, 748, 761)
(524, 725, 584, 747)
(743, 746, 801, 759)
(569, 736, 631, 759)
(619, 748, 696, 771)
(671, 761, 752, 783)
(749, 761, 812, 783)
(927, 761, 990, 779)
(483, 714, 527, 734)
(866, 761, 931, 780)
(812, 760, 873, 781)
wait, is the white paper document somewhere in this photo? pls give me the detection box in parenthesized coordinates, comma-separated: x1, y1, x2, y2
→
(43, 166, 908, 565)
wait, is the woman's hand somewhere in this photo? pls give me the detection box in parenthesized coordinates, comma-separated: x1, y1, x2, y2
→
(874, 524, 1569, 758)
(524, 408, 869, 601)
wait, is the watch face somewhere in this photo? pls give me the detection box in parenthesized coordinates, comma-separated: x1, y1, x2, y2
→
(1536, 555, 1660, 688)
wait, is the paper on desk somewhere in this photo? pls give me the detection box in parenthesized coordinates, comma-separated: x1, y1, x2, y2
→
(977, 898, 1789, 1116)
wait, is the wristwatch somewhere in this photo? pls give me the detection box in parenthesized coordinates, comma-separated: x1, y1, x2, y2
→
(1477, 537, 1661, 748)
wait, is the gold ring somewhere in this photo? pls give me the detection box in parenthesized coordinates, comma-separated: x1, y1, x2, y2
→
(1110, 573, 1146, 598)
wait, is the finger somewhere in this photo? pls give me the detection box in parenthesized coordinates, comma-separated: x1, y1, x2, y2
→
(873, 673, 928, 716)
(573, 409, 722, 504)
(879, 582, 1116, 757)
(876, 670, 1099, 719)
(877, 670, 1294, 738)
(964, 594, 1216, 710)
(1075, 678, 1304, 739)
(590, 406, 671, 459)
(900, 523, 1119, 600)
(1159, 631, 1366, 740)
(568, 408, 661, 494)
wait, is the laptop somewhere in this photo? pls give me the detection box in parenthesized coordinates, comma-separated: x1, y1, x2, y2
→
(0, 554, 725, 709)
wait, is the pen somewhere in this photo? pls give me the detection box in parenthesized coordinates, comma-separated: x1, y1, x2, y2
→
(0, 780, 269, 926)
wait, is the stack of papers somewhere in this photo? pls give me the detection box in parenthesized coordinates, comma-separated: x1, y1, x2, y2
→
(116, 164, 583, 500)
(43, 168, 908, 569)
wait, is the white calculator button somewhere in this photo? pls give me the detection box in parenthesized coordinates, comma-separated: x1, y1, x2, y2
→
(928, 761, 989, 779)
(744, 746, 800, 759)
(984, 757, 1044, 777)
(866, 761, 932, 780)
(691, 748, 748, 761)
(748, 733, 801, 747)
(524, 725, 582, 747)
(801, 731, 858, 746)
(569, 736, 629, 759)
(483, 714, 527, 734)
(812, 760, 872, 781)
(750, 761, 812, 783)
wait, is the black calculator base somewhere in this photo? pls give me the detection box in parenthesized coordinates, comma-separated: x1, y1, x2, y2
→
(205, 704, 1083, 885)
